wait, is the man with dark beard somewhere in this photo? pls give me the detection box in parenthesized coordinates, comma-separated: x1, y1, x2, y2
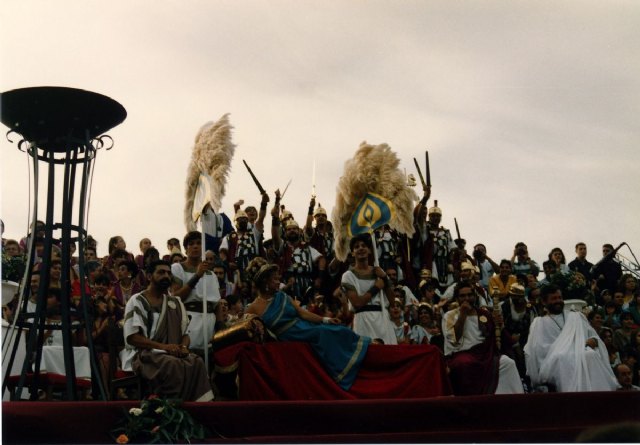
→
(121, 260, 214, 401)
(524, 284, 618, 392)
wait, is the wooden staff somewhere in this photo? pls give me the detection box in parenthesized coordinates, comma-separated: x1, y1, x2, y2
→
(492, 286, 502, 350)
(425, 150, 431, 187)
(413, 157, 426, 188)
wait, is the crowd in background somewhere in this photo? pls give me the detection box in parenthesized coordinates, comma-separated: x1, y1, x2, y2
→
(2, 190, 639, 396)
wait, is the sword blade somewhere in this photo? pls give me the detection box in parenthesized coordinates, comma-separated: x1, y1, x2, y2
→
(242, 159, 266, 195)
(281, 178, 292, 199)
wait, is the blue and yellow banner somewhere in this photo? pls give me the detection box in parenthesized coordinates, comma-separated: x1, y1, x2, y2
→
(348, 192, 395, 237)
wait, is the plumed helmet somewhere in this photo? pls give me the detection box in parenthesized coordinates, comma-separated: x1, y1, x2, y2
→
(285, 219, 300, 230)
(508, 283, 526, 297)
(461, 261, 476, 272)
(280, 210, 293, 221)
(234, 209, 249, 221)
(313, 205, 327, 217)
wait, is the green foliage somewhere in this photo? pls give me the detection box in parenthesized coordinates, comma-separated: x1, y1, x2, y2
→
(1, 254, 26, 282)
(545, 270, 589, 300)
(110, 395, 207, 444)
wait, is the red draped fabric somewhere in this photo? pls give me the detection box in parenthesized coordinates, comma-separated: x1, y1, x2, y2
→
(446, 340, 499, 395)
(214, 342, 451, 400)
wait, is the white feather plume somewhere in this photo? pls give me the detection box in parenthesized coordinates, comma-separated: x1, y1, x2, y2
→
(332, 141, 418, 261)
(184, 113, 235, 231)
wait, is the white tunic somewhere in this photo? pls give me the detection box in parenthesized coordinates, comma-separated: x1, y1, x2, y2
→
(171, 263, 220, 350)
(524, 310, 618, 392)
(341, 269, 397, 345)
(120, 291, 189, 371)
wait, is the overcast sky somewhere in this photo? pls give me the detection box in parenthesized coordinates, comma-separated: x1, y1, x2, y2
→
(1, 0, 639, 267)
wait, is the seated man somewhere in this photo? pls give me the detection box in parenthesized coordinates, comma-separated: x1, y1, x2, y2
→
(121, 260, 214, 402)
(442, 281, 523, 395)
(524, 284, 618, 392)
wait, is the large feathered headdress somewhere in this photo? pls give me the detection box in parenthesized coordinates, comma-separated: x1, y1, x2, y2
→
(332, 141, 418, 261)
(184, 114, 235, 231)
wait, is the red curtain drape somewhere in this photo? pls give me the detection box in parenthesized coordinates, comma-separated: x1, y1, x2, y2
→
(214, 342, 451, 400)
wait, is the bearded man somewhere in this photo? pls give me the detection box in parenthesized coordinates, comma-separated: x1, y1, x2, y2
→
(524, 284, 618, 392)
(122, 260, 214, 401)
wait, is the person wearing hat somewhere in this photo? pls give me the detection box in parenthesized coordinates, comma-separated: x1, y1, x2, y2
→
(443, 280, 523, 395)
(244, 257, 370, 391)
(439, 261, 486, 305)
(303, 196, 335, 263)
(411, 195, 456, 289)
(500, 283, 537, 383)
(427, 204, 456, 287)
(232, 194, 269, 229)
(220, 197, 266, 281)
(418, 271, 440, 303)
(410, 186, 432, 283)
(272, 215, 326, 305)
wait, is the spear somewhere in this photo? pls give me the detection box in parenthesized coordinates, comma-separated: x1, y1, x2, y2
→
(413, 157, 426, 188)
(311, 158, 317, 199)
(280, 178, 292, 200)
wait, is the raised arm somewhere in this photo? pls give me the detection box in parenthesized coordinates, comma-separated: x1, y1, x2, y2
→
(271, 189, 282, 250)
(304, 196, 316, 237)
(255, 192, 269, 232)
(414, 184, 431, 214)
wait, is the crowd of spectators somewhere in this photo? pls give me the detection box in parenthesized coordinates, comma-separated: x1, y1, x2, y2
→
(2, 190, 639, 397)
